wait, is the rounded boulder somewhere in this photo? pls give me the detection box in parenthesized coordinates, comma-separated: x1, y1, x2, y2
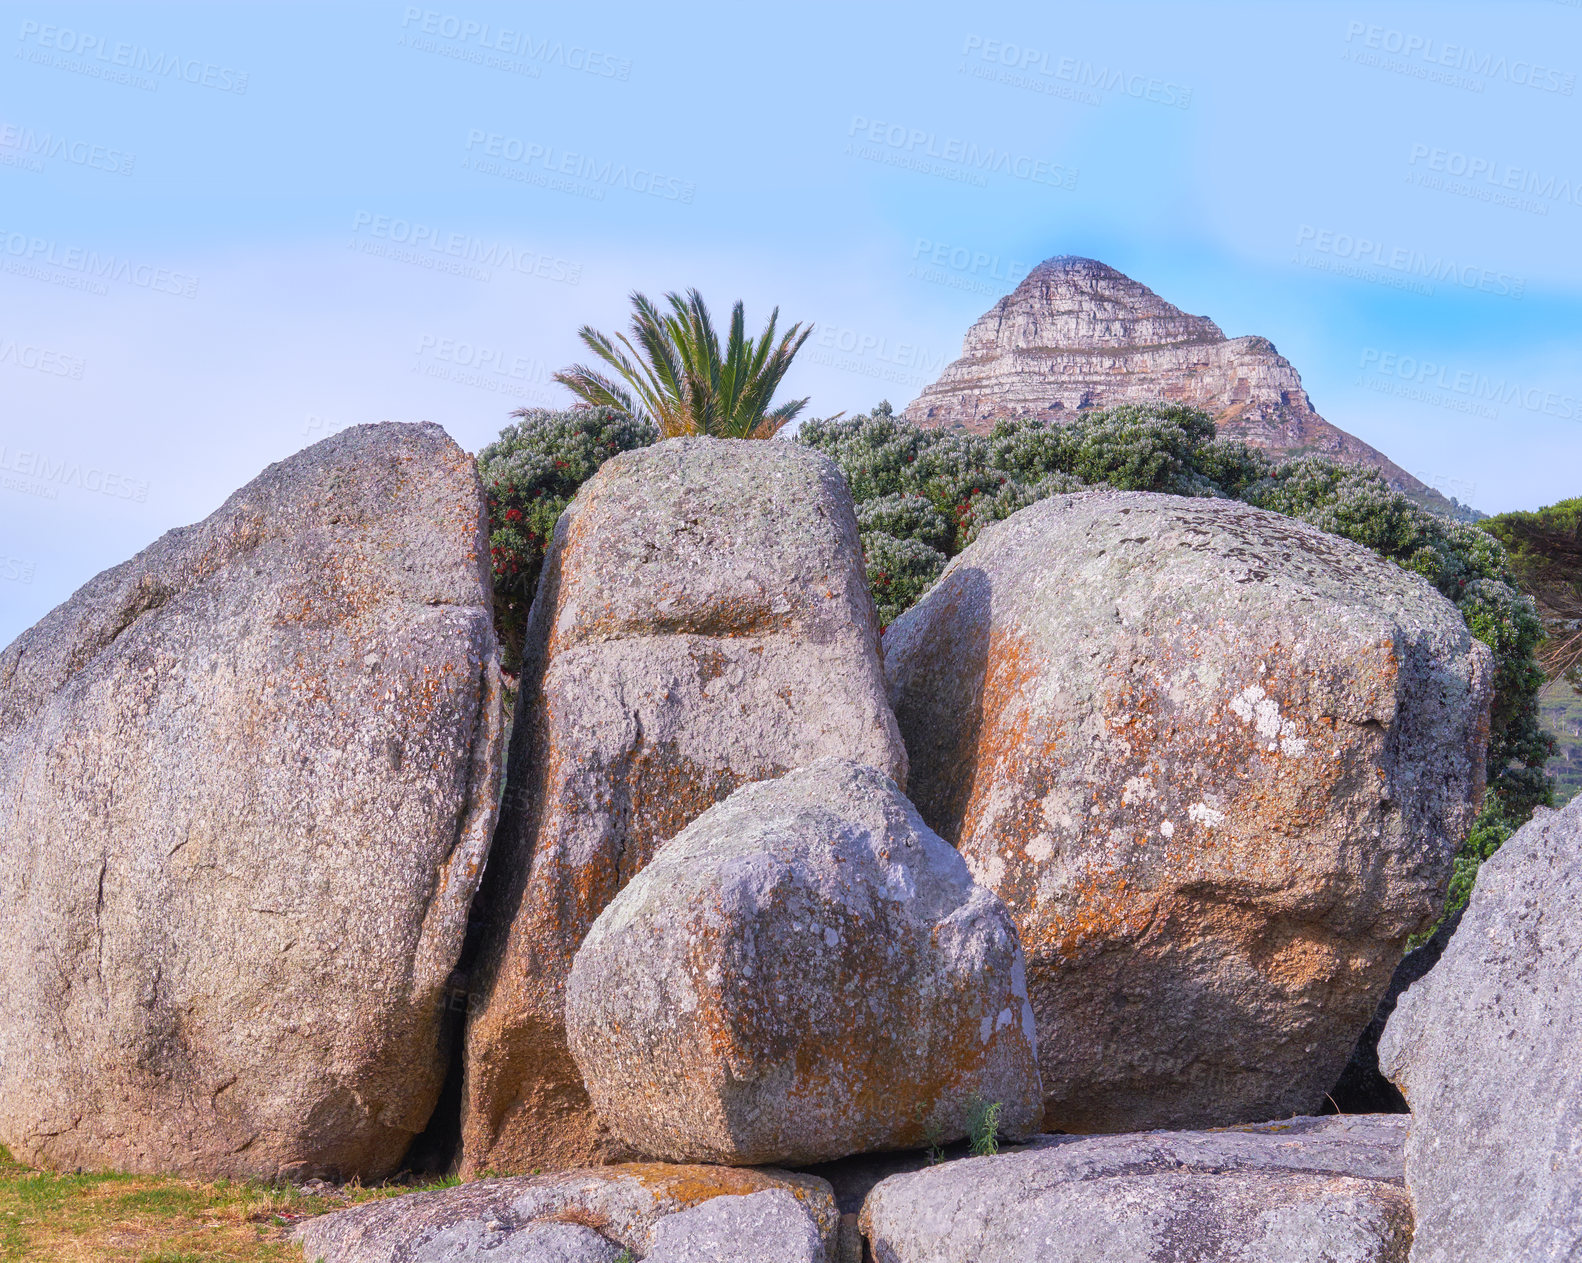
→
(565, 759, 1041, 1166)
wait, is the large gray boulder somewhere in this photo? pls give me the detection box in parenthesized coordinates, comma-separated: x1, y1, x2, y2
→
(860, 1114, 1413, 1262)
(565, 760, 1041, 1167)
(644, 1190, 826, 1263)
(294, 1163, 839, 1262)
(0, 422, 502, 1180)
(1378, 793, 1582, 1263)
(462, 438, 908, 1174)
(884, 490, 1493, 1133)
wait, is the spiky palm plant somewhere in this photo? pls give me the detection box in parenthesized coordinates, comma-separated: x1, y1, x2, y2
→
(554, 289, 812, 439)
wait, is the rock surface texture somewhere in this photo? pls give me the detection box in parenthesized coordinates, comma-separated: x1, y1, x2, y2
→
(860, 1115, 1413, 1263)
(643, 1190, 826, 1263)
(0, 422, 502, 1180)
(565, 760, 1041, 1167)
(903, 255, 1445, 507)
(294, 1163, 839, 1262)
(462, 438, 907, 1174)
(1378, 793, 1582, 1263)
(884, 490, 1493, 1133)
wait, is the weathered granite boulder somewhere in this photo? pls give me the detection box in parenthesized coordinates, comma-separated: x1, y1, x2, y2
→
(860, 1115, 1412, 1262)
(0, 422, 502, 1180)
(884, 489, 1493, 1133)
(903, 255, 1443, 506)
(295, 1163, 839, 1262)
(461, 438, 908, 1174)
(565, 760, 1040, 1167)
(644, 1190, 825, 1263)
(1378, 794, 1582, 1263)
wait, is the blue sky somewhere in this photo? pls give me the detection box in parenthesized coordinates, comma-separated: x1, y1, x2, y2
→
(3, 1, 1580, 643)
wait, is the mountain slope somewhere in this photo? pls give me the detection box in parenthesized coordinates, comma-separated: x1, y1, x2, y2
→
(903, 256, 1456, 513)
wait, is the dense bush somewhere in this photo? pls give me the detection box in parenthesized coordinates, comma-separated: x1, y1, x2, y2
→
(477, 406, 657, 669)
(798, 401, 1552, 838)
(477, 400, 1552, 902)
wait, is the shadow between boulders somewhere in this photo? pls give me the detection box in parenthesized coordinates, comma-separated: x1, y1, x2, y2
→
(1324, 906, 1462, 1115)
(886, 565, 993, 842)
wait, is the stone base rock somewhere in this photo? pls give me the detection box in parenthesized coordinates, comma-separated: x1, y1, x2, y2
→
(884, 489, 1493, 1132)
(566, 760, 1041, 1166)
(860, 1115, 1412, 1262)
(461, 438, 907, 1174)
(644, 1189, 825, 1263)
(295, 1163, 838, 1262)
(1379, 794, 1582, 1263)
(0, 422, 502, 1180)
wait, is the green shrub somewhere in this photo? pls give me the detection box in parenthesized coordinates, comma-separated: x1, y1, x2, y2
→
(967, 1098, 1003, 1157)
(861, 532, 948, 626)
(477, 406, 657, 669)
(799, 403, 1553, 855)
(474, 397, 1551, 905)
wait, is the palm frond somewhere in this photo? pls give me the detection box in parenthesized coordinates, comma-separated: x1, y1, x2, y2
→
(554, 289, 813, 440)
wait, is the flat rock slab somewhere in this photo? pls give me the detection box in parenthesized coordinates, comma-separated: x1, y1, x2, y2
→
(861, 1115, 1412, 1262)
(566, 760, 1041, 1166)
(295, 1163, 838, 1262)
(1379, 793, 1582, 1263)
(0, 422, 502, 1180)
(884, 489, 1492, 1132)
(462, 437, 907, 1173)
(644, 1189, 825, 1263)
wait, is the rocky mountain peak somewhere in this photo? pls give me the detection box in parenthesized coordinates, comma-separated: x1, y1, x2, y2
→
(962, 256, 1224, 355)
(905, 255, 1449, 511)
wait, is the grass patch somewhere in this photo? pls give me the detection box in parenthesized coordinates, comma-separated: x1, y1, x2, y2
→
(0, 1145, 449, 1262)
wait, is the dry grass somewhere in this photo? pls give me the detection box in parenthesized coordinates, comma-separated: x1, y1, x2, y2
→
(0, 1146, 454, 1262)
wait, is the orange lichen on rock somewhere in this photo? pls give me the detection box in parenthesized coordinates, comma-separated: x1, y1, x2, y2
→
(460, 439, 907, 1176)
(884, 490, 1494, 1134)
